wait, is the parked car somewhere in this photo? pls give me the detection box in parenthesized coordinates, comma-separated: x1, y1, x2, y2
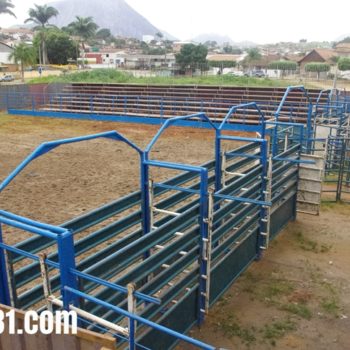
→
(244, 70, 266, 78)
(0, 74, 15, 82)
(227, 71, 244, 77)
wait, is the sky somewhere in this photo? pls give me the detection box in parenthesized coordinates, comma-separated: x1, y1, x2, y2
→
(0, 0, 349, 44)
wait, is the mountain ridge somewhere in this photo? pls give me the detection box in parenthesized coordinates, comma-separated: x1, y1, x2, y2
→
(47, 0, 161, 39)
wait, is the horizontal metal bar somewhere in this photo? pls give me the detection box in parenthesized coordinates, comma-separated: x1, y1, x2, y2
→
(272, 157, 315, 164)
(153, 182, 200, 195)
(153, 208, 181, 217)
(0, 216, 58, 240)
(214, 193, 271, 206)
(63, 288, 215, 349)
(219, 135, 264, 143)
(70, 268, 160, 305)
(0, 210, 66, 234)
(50, 297, 129, 336)
(0, 242, 59, 269)
(145, 160, 204, 173)
(224, 151, 261, 160)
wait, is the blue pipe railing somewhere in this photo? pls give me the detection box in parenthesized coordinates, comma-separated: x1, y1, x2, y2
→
(0, 107, 307, 349)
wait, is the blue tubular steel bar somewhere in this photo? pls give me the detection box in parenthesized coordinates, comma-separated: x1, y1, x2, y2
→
(0, 210, 66, 234)
(0, 131, 143, 192)
(266, 121, 304, 157)
(0, 224, 11, 305)
(258, 139, 268, 257)
(0, 215, 58, 240)
(64, 287, 215, 350)
(215, 102, 266, 193)
(214, 193, 271, 207)
(70, 268, 160, 305)
(273, 85, 312, 155)
(153, 182, 200, 195)
(144, 158, 210, 325)
(143, 113, 217, 236)
(219, 102, 266, 134)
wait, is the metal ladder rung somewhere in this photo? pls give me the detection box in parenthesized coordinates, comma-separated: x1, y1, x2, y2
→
(174, 231, 184, 236)
(225, 171, 246, 177)
(153, 207, 181, 217)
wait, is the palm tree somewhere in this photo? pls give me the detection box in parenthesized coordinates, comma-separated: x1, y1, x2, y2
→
(25, 4, 59, 65)
(8, 43, 36, 81)
(68, 16, 98, 67)
(0, 0, 16, 18)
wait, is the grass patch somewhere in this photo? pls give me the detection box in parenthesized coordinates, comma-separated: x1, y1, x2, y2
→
(262, 318, 296, 346)
(265, 279, 294, 297)
(28, 68, 296, 87)
(320, 298, 340, 316)
(279, 303, 312, 320)
(294, 232, 332, 253)
(215, 314, 256, 345)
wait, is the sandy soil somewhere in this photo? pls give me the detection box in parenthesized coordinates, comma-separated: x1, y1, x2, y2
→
(0, 115, 219, 244)
(1, 114, 349, 350)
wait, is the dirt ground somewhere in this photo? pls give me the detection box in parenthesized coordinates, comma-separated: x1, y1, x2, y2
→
(0, 114, 219, 244)
(180, 203, 350, 350)
(1, 114, 349, 350)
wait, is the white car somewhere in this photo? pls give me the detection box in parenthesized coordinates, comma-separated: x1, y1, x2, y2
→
(339, 71, 350, 80)
(0, 74, 15, 82)
(227, 71, 244, 77)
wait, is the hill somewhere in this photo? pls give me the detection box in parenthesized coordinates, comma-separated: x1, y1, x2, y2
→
(48, 0, 160, 39)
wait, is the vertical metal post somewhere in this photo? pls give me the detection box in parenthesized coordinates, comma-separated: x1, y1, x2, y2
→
(221, 151, 226, 189)
(198, 168, 209, 325)
(141, 153, 151, 236)
(148, 179, 154, 231)
(127, 283, 136, 350)
(39, 253, 53, 312)
(284, 132, 289, 152)
(214, 129, 222, 193)
(57, 230, 79, 310)
(141, 153, 152, 263)
(336, 140, 346, 201)
(273, 114, 279, 156)
(306, 103, 313, 153)
(205, 189, 214, 312)
(0, 223, 11, 306)
(257, 139, 268, 258)
(4, 250, 17, 307)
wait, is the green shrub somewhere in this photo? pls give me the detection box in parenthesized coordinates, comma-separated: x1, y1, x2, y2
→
(304, 62, 330, 73)
(338, 57, 350, 71)
(269, 60, 297, 71)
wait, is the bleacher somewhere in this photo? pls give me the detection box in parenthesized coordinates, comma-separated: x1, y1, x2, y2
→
(40, 83, 325, 124)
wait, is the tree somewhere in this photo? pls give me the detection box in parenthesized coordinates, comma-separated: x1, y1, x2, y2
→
(155, 31, 163, 41)
(304, 62, 330, 80)
(175, 44, 208, 74)
(68, 16, 98, 67)
(247, 47, 261, 61)
(208, 60, 236, 74)
(223, 45, 242, 54)
(25, 4, 59, 65)
(338, 57, 350, 71)
(34, 29, 77, 65)
(0, 0, 16, 17)
(96, 28, 112, 41)
(8, 43, 36, 81)
(244, 47, 262, 69)
(203, 40, 218, 49)
(269, 60, 297, 78)
(338, 36, 350, 44)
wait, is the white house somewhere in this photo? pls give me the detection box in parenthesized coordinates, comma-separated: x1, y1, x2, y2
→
(0, 42, 15, 72)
